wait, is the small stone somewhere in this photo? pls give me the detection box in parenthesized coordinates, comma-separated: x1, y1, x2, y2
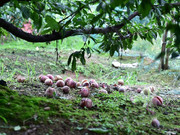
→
(112, 61, 120, 68)
(44, 107, 50, 111)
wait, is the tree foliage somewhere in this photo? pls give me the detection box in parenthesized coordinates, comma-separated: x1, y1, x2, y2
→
(0, 0, 180, 70)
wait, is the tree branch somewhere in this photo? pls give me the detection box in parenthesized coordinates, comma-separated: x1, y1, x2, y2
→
(0, 0, 31, 7)
(0, 11, 139, 42)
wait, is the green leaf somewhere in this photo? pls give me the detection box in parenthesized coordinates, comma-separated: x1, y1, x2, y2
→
(21, 6, 30, 19)
(90, 13, 103, 24)
(80, 56, 86, 65)
(0, 115, 7, 123)
(110, 45, 115, 57)
(96, 2, 102, 11)
(138, 0, 152, 18)
(72, 57, 76, 71)
(67, 54, 73, 66)
(40, 28, 52, 35)
(45, 15, 60, 31)
(80, 50, 86, 65)
(110, 0, 129, 9)
(30, 12, 42, 30)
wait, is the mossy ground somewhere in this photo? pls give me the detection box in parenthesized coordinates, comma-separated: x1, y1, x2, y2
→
(0, 41, 180, 134)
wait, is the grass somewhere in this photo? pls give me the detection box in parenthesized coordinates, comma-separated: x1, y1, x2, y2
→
(0, 85, 179, 134)
(0, 36, 93, 51)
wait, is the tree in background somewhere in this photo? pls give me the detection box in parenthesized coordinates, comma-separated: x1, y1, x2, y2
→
(0, 0, 180, 71)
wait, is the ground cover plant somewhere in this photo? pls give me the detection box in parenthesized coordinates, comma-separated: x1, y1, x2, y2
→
(0, 40, 180, 134)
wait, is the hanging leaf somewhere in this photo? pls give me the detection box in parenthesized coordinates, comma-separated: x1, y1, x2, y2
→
(138, 0, 152, 18)
(90, 13, 103, 24)
(67, 53, 73, 66)
(72, 56, 76, 71)
(80, 52, 86, 65)
(30, 11, 42, 30)
(45, 15, 60, 31)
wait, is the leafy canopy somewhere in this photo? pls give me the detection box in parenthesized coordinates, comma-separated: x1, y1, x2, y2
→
(0, 0, 179, 70)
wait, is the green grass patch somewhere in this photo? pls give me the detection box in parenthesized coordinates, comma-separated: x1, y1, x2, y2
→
(0, 85, 179, 134)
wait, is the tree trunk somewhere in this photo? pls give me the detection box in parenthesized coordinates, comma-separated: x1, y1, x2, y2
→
(159, 25, 168, 70)
(164, 32, 173, 70)
(56, 40, 59, 64)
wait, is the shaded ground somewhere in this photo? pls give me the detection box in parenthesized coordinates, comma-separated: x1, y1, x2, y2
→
(0, 47, 180, 135)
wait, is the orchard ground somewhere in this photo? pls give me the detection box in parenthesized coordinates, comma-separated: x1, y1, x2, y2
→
(0, 38, 180, 135)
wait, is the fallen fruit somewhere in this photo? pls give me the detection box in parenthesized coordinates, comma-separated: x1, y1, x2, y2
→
(45, 87, 56, 98)
(143, 89, 150, 95)
(149, 86, 155, 93)
(119, 86, 126, 92)
(38, 74, 43, 80)
(44, 79, 53, 86)
(56, 80, 65, 87)
(137, 88, 142, 93)
(80, 87, 90, 97)
(80, 98, 92, 108)
(91, 82, 99, 88)
(82, 81, 89, 87)
(151, 118, 160, 128)
(82, 79, 88, 84)
(67, 80, 76, 88)
(40, 75, 49, 83)
(54, 75, 63, 81)
(99, 89, 108, 94)
(118, 79, 124, 86)
(89, 79, 96, 84)
(62, 86, 70, 94)
(65, 77, 72, 85)
(46, 74, 54, 81)
(76, 82, 81, 87)
(17, 76, 26, 83)
(152, 96, 163, 106)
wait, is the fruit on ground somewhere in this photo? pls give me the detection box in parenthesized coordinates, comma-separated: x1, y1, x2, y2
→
(119, 86, 126, 92)
(99, 89, 108, 94)
(80, 87, 90, 97)
(151, 119, 160, 128)
(137, 88, 142, 93)
(76, 82, 81, 87)
(17, 76, 26, 83)
(81, 79, 88, 84)
(39, 75, 49, 83)
(82, 81, 89, 87)
(54, 75, 63, 81)
(152, 96, 163, 106)
(44, 79, 53, 86)
(45, 87, 56, 98)
(144, 89, 150, 95)
(90, 82, 99, 88)
(56, 80, 65, 87)
(65, 77, 72, 85)
(149, 86, 155, 93)
(67, 79, 76, 88)
(80, 98, 93, 108)
(46, 74, 54, 81)
(118, 79, 124, 86)
(62, 86, 70, 94)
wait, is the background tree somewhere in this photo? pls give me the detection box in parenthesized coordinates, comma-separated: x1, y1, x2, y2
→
(0, 0, 180, 71)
